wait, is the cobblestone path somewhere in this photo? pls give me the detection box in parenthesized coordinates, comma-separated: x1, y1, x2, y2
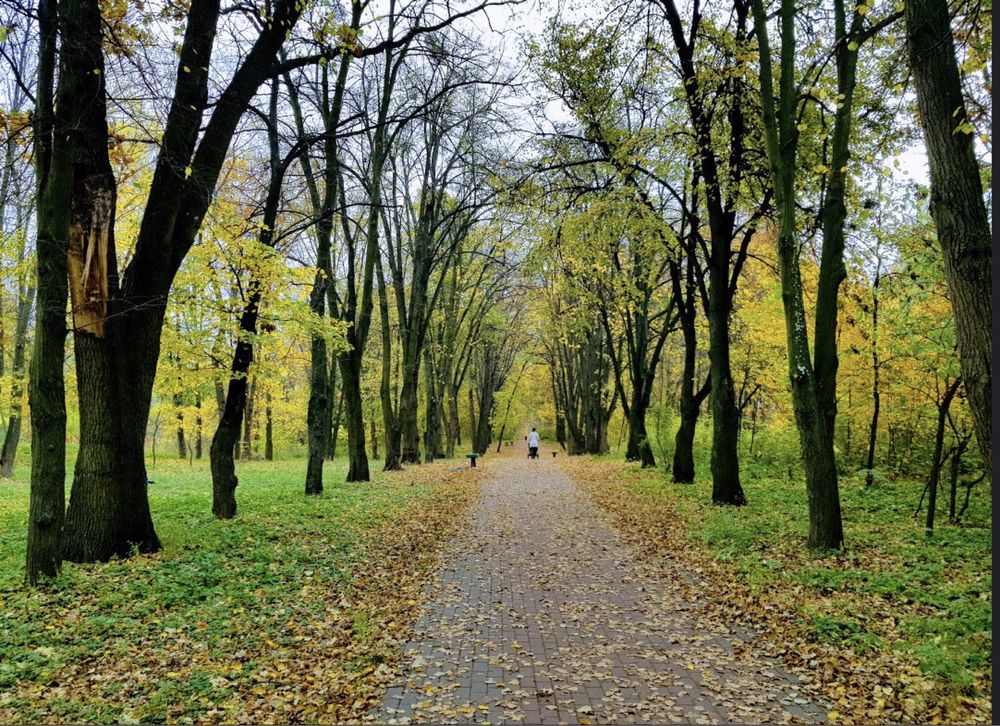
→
(371, 449, 828, 725)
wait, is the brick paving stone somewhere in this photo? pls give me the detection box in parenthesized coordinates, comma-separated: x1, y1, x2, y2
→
(367, 450, 828, 725)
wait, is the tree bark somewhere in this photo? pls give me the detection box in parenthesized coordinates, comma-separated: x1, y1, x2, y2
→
(905, 0, 992, 478)
(671, 261, 703, 483)
(61, 0, 309, 562)
(751, 0, 854, 548)
(423, 345, 443, 462)
(194, 395, 203, 459)
(708, 271, 745, 504)
(26, 0, 66, 584)
(865, 270, 882, 487)
(58, 0, 161, 563)
(375, 244, 402, 471)
(305, 333, 329, 493)
(339, 354, 370, 482)
(241, 375, 256, 459)
(925, 378, 962, 533)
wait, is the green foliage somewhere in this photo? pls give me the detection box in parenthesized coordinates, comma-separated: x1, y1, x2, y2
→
(655, 461, 991, 690)
(0, 457, 439, 721)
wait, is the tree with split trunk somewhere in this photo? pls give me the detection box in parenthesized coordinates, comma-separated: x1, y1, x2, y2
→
(52, 0, 317, 563)
(654, 0, 779, 504)
(751, 0, 901, 548)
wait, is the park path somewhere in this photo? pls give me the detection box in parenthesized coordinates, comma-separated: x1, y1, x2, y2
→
(371, 447, 828, 725)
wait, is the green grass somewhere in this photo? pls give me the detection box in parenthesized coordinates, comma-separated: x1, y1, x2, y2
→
(0, 450, 450, 722)
(626, 448, 992, 696)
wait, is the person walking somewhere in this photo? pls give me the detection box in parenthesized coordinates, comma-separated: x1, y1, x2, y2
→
(528, 428, 540, 459)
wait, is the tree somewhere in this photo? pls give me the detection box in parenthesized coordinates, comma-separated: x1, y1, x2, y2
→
(528, 20, 681, 468)
(541, 286, 616, 455)
(381, 37, 504, 465)
(285, 0, 510, 485)
(0, 17, 35, 479)
(210, 79, 285, 519)
(750, 0, 899, 548)
(904, 0, 992, 478)
(654, 0, 773, 503)
(25, 0, 74, 583)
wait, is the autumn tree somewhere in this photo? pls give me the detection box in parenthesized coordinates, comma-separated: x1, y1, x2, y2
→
(0, 38, 34, 478)
(750, 0, 899, 548)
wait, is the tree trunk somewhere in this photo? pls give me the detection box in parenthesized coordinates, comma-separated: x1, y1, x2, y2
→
(375, 252, 402, 471)
(59, 0, 160, 563)
(671, 299, 701, 483)
(265, 397, 274, 461)
(339, 354, 370, 482)
(947, 437, 968, 522)
(905, 0, 992, 478)
(210, 372, 249, 519)
(305, 335, 329, 494)
(176, 415, 186, 459)
(242, 375, 256, 459)
(468, 387, 476, 452)
(864, 352, 881, 487)
(625, 393, 656, 468)
(705, 184, 744, 504)
(399, 360, 421, 464)
(0, 286, 32, 477)
(194, 395, 203, 459)
(25, 0, 66, 584)
(331, 385, 344, 458)
(751, 0, 846, 549)
(423, 348, 440, 462)
(445, 384, 460, 456)
(62, 0, 308, 562)
(925, 379, 961, 534)
(215, 379, 226, 422)
(708, 318, 744, 504)
(325, 358, 338, 460)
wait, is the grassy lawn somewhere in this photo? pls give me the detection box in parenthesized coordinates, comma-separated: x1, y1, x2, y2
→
(0, 451, 478, 723)
(563, 453, 992, 724)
